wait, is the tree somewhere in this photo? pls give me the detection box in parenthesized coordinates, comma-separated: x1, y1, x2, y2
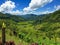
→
(2, 22, 6, 45)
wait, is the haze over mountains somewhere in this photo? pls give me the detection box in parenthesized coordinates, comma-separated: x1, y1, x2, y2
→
(0, 10, 60, 22)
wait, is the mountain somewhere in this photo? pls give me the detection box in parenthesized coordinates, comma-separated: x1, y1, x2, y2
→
(20, 14, 38, 21)
(33, 10, 60, 24)
(0, 10, 60, 45)
(0, 10, 60, 22)
(0, 12, 25, 22)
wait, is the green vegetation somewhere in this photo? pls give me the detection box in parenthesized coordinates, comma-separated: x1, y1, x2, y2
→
(0, 10, 60, 45)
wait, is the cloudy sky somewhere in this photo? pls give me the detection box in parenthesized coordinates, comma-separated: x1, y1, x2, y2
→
(0, 0, 60, 15)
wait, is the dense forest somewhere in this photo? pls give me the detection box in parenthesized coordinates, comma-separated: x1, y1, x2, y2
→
(0, 10, 60, 45)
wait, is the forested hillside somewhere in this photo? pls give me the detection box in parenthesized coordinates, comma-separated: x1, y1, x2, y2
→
(0, 10, 60, 45)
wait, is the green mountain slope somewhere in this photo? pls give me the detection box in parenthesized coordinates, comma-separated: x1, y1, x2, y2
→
(33, 10, 60, 24)
(0, 12, 25, 22)
(0, 10, 60, 45)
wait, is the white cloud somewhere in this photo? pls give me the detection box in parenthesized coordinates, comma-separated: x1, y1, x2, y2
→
(39, 10, 54, 14)
(9, 10, 23, 15)
(0, 1, 23, 15)
(0, 0, 54, 15)
(0, 1, 15, 12)
(33, 10, 54, 15)
(23, 0, 53, 12)
(54, 5, 60, 10)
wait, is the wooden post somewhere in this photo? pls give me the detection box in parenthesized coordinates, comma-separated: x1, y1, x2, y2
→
(2, 22, 6, 45)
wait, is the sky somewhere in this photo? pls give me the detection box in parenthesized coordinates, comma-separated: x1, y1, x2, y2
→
(0, 0, 60, 15)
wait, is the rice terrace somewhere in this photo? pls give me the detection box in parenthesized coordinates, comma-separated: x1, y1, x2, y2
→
(0, 0, 60, 45)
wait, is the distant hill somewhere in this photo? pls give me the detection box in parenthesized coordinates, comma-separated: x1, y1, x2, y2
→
(42, 10, 60, 22)
(20, 14, 38, 21)
(0, 10, 60, 45)
(0, 10, 60, 22)
(33, 10, 60, 24)
(0, 12, 25, 22)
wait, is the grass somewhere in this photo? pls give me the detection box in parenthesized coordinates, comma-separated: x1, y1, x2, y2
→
(0, 21, 60, 45)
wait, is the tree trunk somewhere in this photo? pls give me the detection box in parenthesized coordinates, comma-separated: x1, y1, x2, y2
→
(54, 34, 57, 45)
(2, 22, 6, 45)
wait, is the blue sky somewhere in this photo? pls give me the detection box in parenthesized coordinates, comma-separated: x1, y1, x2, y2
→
(0, 0, 60, 15)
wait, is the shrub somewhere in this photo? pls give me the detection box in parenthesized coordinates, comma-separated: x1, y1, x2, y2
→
(31, 43, 38, 45)
(9, 41, 15, 45)
(5, 42, 9, 45)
